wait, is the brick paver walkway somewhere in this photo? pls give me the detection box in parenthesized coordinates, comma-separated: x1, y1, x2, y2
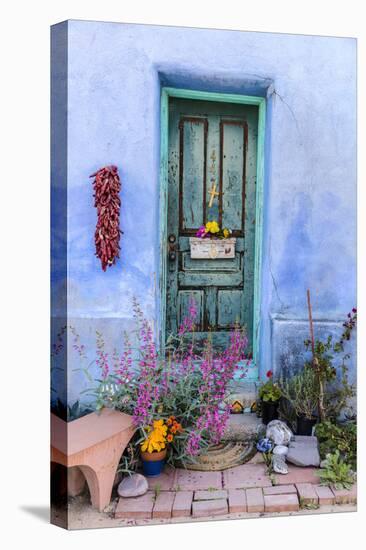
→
(114, 456, 357, 520)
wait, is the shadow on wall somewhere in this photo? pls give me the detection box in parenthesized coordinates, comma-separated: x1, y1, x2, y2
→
(157, 67, 273, 97)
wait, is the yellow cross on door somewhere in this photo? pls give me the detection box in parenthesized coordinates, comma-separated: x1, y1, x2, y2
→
(208, 182, 220, 208)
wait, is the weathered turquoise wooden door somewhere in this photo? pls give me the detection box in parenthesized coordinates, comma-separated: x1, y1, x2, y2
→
(166, 98, 258, 352)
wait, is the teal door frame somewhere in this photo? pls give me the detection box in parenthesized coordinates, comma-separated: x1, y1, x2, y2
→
(159, 87, 266, 367)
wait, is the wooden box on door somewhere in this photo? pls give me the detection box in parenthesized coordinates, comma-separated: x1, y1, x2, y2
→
(189, 237, 236, 259)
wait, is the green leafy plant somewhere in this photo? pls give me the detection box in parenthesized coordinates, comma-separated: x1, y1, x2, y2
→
(315, 420, 356, 470)
(117, 438, 141, 476)
(316, 450, 355, 490)
(280, 366, 319, 420)
(322, 362, 356, 422)
(304, 308, 356, 421)
(258, 370, 282, 402)
(300, 502, 319, 510)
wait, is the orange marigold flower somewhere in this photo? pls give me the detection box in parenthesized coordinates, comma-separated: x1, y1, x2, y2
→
(167, 434, 173, 442)
(167, 418, 173, 426)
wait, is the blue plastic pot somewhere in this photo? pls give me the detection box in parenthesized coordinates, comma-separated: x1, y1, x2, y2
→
(141, 449, 167, 477)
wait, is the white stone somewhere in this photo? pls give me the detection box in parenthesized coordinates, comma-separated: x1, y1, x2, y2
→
(273, 445, 289, 457)
(266, 420, 293, 446)
(117, 473, 148, 498)
(272, 455, 288, 474)
(286, 436, 320, 467)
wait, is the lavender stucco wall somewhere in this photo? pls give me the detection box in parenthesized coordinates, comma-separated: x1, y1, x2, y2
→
(51, 20, 356, 405)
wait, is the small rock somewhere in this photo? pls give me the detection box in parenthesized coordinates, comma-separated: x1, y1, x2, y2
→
(117, 473, 148, 498)
(266, 420, 293, 446)
(273, 445, 289, 457)
(286, 436, 320, 467)
(272, 455, 288, 474)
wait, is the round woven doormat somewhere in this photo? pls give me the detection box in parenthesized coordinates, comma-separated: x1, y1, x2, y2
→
(182, 440, 257, 471)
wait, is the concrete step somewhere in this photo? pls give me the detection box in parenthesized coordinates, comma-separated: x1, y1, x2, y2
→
(222, 413, 264, 442)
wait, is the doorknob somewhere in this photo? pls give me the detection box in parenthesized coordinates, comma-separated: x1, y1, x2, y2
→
(168, 234, 177, 263)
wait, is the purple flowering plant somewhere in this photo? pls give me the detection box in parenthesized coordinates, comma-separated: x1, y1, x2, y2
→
(52, 297, 249, 467)
(87, 296, 249, 466)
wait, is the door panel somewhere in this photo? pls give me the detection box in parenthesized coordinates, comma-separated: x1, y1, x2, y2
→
(166, 98, 258, 351)
(217, 290, 244, 328)
(182, 253, 241, 272)
(221, 121, 246, 231)
(178, 290, 204, 330)
(178, 271, 243, 287)
(180, 118, 207, 231)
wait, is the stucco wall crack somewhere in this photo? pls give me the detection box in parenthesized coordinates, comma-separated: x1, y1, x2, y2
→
(271, 89, 302, 143)
(268, 238, 289, 314)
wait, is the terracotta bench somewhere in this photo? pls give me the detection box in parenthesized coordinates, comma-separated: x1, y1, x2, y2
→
(51, 408, 135, 511)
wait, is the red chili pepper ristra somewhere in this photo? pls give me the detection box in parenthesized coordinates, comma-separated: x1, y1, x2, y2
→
(90, 165, 122, 271)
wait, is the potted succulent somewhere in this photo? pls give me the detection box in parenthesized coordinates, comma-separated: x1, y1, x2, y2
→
(140, 417, 182, 476)
(280, 366, 319, 435)
(258, 370, 282, 425)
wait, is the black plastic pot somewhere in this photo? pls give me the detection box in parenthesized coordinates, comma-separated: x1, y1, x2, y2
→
(296, 415, 318, 436)
(261, 400, 279, 425)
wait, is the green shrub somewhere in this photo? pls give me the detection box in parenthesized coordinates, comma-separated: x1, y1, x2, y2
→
(317, 450, 355, 490)
(279, 366, 319, 420)
(315, 420, 356, 470)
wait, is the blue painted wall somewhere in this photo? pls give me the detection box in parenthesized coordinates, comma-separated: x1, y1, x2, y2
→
(51, 21, 356, 405)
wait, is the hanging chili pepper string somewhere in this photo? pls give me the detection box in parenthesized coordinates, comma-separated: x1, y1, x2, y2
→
(90, 165, 122, 271)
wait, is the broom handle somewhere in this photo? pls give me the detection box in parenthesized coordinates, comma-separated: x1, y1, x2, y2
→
(307, 289, 315, 357)
(307, 289, 325, 421)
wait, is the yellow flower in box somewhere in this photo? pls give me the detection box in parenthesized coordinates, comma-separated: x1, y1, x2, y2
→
(223, 228, 230, 238)
(205, 220, 220, 234)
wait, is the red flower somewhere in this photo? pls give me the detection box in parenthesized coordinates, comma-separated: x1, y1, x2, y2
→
(266, 370, 273, 378)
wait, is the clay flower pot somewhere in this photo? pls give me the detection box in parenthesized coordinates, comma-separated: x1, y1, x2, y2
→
(140, 448, 167, 477)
